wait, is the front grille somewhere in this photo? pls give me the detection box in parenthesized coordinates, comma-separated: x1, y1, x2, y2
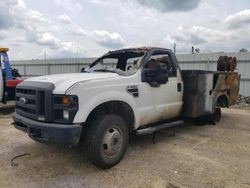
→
(15, 81, 55, 122)
(16, 88, 36, 95)
(16, 88, 38, 120)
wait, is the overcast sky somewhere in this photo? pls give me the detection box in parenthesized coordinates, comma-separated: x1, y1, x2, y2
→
(0, 0, 250, 60)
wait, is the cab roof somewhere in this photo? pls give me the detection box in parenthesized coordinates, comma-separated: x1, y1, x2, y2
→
(108, 47, 169, 54)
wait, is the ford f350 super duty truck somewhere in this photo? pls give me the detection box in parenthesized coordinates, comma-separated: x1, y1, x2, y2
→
(13, 47, 240, 168)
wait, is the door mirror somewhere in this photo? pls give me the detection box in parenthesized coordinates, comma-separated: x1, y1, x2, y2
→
(142, 63, 168, 87)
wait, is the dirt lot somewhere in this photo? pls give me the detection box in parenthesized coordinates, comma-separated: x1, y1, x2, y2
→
(0, 104, 250, 188)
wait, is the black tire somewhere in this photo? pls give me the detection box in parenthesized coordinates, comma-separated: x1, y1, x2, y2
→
(207, 107, 221, 125)
(194, 116, 206, 126)
(214, 107, 221, 122)
(85, 114, 129, 169)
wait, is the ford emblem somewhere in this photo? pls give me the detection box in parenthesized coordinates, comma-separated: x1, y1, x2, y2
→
(19, 97, 27, 105)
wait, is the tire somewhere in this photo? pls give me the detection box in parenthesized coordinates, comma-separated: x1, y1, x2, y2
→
(195, 116, 206, 126)
(207, 107, 221, 125)
(214, 107, 221, 122)
(85, 114, 129, 169)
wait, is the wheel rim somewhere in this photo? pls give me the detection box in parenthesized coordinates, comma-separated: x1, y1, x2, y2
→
(102, 126, 123, 157)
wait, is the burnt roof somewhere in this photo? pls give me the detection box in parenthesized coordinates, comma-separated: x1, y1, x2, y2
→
(107, 47, 169, 54)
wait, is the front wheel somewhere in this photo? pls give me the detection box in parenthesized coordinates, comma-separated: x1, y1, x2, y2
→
(85, 114, 129, 169)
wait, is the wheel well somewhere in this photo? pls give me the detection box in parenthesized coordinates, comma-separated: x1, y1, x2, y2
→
(86, 101, 135, 131)
(217, 95, 229, 108)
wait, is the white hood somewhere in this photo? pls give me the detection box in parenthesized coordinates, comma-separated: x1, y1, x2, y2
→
(26, 73, 118, 94)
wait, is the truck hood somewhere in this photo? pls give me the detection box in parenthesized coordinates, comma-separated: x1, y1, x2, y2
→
(26, 73, 118, 94)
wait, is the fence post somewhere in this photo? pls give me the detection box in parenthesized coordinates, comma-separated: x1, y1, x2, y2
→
(24, 64, 26, 76)
(47, 64, 51, 75)
(77, 63, 80, 73)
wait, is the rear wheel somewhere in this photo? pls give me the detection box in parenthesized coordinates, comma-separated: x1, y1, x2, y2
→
(85, 114, 128, 169)
(214, 107, 221, 122)
(208, 107, 221, 125)
(195, 116, 206, 126)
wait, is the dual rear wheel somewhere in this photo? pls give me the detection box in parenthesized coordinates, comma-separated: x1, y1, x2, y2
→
(195, 107, 222, 125)
(208, 107, 221, 125)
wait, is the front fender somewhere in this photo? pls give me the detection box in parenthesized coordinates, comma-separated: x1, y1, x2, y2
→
(73, 91, 138, 124)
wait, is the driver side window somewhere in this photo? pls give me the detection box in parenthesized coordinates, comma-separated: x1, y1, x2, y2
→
(145, 53, 175, 77)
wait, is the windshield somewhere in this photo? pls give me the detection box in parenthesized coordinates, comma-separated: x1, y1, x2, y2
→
(85, 50, 145, 75)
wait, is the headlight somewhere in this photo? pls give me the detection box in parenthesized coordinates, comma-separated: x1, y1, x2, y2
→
(53, 95, 78, 123)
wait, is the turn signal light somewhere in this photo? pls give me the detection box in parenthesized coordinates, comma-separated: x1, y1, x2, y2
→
(63, 96, 71, 105)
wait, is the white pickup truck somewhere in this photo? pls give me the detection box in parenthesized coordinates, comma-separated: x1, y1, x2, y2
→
(13, 47, 240, 168)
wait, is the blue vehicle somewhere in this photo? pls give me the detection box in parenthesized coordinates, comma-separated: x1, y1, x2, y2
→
(0, 48, 22, 103)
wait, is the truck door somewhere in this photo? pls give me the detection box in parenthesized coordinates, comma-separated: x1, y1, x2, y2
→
(141, 50, 183, 123)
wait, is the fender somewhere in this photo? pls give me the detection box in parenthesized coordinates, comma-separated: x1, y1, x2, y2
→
(216, 94, 229, 107)
(71, 90, 139, 127)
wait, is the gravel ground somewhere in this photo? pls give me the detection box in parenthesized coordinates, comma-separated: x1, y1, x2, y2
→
(0, 104, 250, 188)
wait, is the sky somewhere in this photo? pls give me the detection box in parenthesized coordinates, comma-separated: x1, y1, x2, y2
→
(0, 0, 250, 60)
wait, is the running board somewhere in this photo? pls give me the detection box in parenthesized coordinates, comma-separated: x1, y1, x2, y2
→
(136, 120, 184, 135)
